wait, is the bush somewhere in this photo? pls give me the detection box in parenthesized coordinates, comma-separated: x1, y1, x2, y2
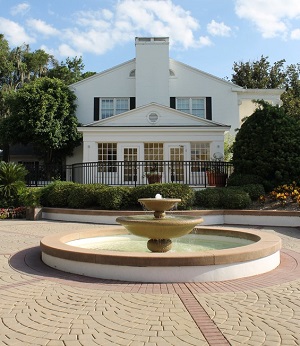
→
(194, 188, 223, 209)
(228, 184, 265, 201)
(67, 184, 107, 209)
(194, 187, 251, 209)
(19, 187, 42, 207)
(40, 181, 75, 207)
(131, 183, 195, 210)
(227, 173, 263, 186)
(0, 161, 27, 207)
(96, 186, 132, 210)
(220, 189, 251, 209)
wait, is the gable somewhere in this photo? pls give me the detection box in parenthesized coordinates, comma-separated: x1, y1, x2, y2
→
(85, 103, 230, 128)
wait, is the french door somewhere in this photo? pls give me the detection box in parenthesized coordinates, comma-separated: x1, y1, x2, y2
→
(169, 146, 185, 182)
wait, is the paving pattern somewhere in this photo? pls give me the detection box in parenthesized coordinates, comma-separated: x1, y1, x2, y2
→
(0, 220, 300, 345)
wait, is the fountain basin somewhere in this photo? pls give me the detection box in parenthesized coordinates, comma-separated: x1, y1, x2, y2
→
(40, 226, 281, 282)
(116, 215, 203, 239)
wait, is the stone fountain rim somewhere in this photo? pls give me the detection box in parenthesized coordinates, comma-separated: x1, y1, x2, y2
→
(40, 226, 281, 267)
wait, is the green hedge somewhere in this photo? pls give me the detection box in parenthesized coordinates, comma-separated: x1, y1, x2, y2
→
(40, 181, 75, 207)
(227, 184, 265, 201)
(194, 187, 251, 209)
(130, 183, 195, 210)
(67, 184, 107, 209)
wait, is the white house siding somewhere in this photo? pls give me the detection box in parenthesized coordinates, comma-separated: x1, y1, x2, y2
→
(71, 60, 136, 125)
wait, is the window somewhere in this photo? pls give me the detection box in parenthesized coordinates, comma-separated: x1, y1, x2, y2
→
(190, 142, 210, 172)
(100, 98, 129, 119)
(176, 98, 205, 118)
(144, 143, 164, 173)
(98, 143, 117, 172)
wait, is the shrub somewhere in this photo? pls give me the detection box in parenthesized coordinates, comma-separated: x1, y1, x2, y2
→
(67, 184, 107, 209)
(220, 189, 251, 209)
(19, 187, 42, 207)
(227, 173, 263, 186)
(194, 188, 223, 209)
(131, 183, 195, 210)
(194, 187, 251, 209)
(96, 186, 132, 210)
(40, 181, 75, 207)
(0, 162, 27, 207)
(228, 184, 265, 201)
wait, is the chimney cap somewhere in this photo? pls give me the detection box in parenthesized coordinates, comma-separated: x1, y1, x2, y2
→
(135, 37, 169, 45)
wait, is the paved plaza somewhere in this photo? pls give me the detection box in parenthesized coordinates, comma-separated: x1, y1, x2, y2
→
(0, 219, 300, 345)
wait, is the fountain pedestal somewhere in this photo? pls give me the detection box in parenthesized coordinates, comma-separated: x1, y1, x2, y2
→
(116, 198, 203, 252)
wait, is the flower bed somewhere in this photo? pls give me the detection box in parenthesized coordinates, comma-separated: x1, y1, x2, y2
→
(0, 207, 26, 219)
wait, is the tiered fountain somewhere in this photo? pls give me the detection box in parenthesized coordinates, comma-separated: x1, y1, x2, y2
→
(116, 195, 203, 252)
(40, 195, 282, 283)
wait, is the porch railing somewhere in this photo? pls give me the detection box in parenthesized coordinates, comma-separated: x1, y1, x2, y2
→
(25, 161, 233, 187)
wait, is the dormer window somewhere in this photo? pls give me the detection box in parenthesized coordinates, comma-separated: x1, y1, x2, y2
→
(176, 97, 205, 118)
(100, 98, 129, 119)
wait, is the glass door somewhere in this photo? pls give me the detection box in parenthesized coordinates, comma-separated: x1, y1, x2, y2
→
(123, 147, 138, 183)
(169, 146, 185, 182)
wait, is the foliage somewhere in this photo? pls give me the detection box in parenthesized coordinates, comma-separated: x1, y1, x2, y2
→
(224, 133, 234, 162)
(0, 161, 27, 207)
(259, 182, 300, 208)
(194, 188, 251, 209)
(231, 55, 286, 89)
(67, 184, 107, 209)
(232, 101, 300, 187)
(40, 181, 75, 207)
(227, 173, 264, 186)
(131, 183, 195, 210)
(1, 77, 82, 164)
(228, 184, 265, 201)
(96, 186, 133, 210)
(19, 187, 42, 207)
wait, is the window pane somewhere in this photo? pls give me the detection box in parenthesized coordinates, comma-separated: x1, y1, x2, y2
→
(101, 99, 114, 119)
(98, 143, 117, 172)
(177, 98, 189, 112)
(116, 99, 129, 114)
(191, 98, 205, 118)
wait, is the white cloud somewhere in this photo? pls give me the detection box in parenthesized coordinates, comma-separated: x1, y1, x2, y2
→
(291, 28, 300, 40)
(0, 17, 34, 45)
(58, 44, 81, 57)
(66, 0, 207, 54)
(207, 20, 232, 37)
(27, 19, 59, 36)
(235, 0, 300, 38)
(10, 2, 30, 16)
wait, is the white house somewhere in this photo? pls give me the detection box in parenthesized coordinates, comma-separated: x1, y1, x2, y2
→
(68, 37, 283, 186)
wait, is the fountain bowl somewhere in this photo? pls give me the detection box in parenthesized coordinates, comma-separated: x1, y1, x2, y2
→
(116, 215, 203, 240)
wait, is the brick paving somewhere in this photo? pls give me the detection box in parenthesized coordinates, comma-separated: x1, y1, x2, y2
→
(0, 220, 300, 345)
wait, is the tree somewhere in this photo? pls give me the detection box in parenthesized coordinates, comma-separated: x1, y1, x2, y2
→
(1, 77, 82, 165)
(231, 56, 300, 118)
(232, 101, 300, 187)
(48, 56, 96, 85)
(231, 55, 286, 89)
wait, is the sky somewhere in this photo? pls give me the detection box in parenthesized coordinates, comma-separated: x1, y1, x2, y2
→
(0, 0, 300, 80)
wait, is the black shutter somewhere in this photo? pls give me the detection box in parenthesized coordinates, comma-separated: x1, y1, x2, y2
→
(130, 97, 136, 110)
(94, 97, 99, 121)
(206, 97, 212, 120)
(170, 97, 176, 109)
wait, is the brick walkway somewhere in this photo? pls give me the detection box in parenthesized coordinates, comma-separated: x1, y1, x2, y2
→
(0, 220, 300, 345)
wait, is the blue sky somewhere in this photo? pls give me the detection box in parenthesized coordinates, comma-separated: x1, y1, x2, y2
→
(1, 0, 300, 80)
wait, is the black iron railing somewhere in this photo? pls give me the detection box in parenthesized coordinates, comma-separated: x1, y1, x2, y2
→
(24, 161, 234, 187)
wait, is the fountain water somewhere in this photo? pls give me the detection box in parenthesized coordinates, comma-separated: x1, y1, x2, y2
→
(40, 195, 282, 283)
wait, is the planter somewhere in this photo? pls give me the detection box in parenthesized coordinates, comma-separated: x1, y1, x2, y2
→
(147, 174, 162, 184)
(26, 207, 42, 220)
(207, 172, 228, 187)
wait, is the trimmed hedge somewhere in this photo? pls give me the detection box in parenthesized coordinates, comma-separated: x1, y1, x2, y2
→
(40, 181, 75, 207)
(227, 184, 265, 201)
(130, 183, 195, 210)
(96, 186, 132, 210)
(67, 184, 107, 209)
(194, 187, 251, 209)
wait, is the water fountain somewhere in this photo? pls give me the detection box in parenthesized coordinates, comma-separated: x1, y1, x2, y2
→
(116, 194, 203, 252)
(40, 195, 282, 283)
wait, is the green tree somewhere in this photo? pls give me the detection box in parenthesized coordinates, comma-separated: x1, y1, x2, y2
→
(48, 56, 95, 85)
(232, 101, 300, 186)
(231, 55, 286, 89)
(1, 77, 82, 165)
